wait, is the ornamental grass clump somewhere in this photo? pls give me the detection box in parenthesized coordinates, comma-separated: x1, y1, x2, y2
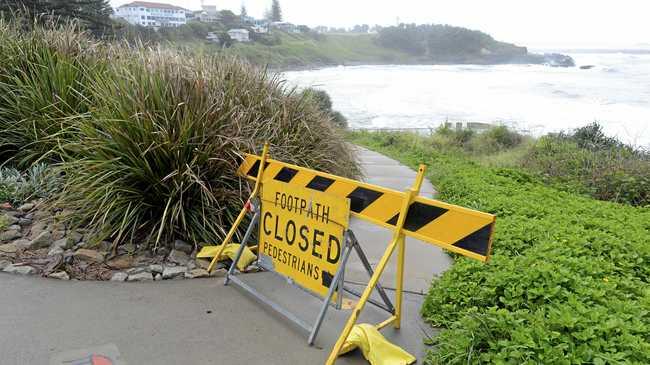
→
(0, 19, 359, 248)
(0, 19, 102, 166)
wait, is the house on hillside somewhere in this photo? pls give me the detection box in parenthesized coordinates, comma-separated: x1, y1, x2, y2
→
(114, 1, 188, 28)
(270, 21, 300, 33)
(206, 32, 220, 44)
(227, 29, 250, 42)
(250, 19, 269, 33)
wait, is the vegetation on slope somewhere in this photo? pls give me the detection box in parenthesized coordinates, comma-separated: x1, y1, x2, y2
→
(0, 18, 358, 248)
(421, 123, 649, 207)
(223, 32, 413, 69)
(349, 130, 649, 364)
(376, 24, 528, 64)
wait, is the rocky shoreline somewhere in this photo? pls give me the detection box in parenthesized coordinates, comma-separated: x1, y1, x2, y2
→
(0, 201, 234, 282)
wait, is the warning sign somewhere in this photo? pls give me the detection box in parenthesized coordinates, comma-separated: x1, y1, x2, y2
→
(259, 179, 350, 299)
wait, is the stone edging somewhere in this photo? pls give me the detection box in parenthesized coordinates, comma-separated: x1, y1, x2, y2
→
(0, 201, 229, 282)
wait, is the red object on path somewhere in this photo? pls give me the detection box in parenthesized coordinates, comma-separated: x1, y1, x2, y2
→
(0, 202, 11, 209)
(90, 355, 113, 365)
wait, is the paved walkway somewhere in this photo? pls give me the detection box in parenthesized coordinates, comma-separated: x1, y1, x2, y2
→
(0, 147, 452, 365)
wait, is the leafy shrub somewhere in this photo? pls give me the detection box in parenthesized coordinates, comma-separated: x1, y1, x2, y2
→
(467, 125, 523, 154)
(303, 88, 348, 129)
(568, 122, 628, 151)
(349, 131, 650, 364)
(0, 163, 61, 204)
(522, 128, 649, 206)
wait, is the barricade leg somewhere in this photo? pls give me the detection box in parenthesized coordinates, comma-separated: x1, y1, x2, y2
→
(394, 233, 406, 329)
(308, 231, 353, 345)
(325, 237, 400, 365)
(207, 143, 269, 273)
(224, 208, 260, 285)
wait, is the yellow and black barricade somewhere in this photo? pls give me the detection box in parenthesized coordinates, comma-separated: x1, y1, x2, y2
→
(199, 143, 496, 364)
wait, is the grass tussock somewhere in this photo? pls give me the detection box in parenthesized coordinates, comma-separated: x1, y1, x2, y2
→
(0, 18, 359, 248)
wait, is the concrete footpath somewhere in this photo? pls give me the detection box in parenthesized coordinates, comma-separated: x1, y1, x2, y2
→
(0, 147, 452, 365)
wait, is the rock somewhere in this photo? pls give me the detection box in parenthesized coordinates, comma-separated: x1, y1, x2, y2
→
(3, 214, 19, 225)
(154, 273, 162, 281)
(4, 264, 36, 275)
(68, 231, 83, 244)
(107, 256, 135, 270)
(51, 230, 66, 241)
(119, 243, 136, 255)
(17, 218, 32, 226)
(51, 238, 73, 250)
(13, 239, 31, 249)
(185, 268, 209, 279)
(0, 230, 21, 242)
(167, 249, 190, 265)
(0, 259, 10, 270)
(173, 239, 193, 254)
(0, 202, 12, 210)
(156, 247, 170, 258)
(127, 271, 153, 281)
(48, 246, 64, 256)
(73, 249, 106, 263)
(48, 271, 70, 280)
(162, 266, 186, 279)
(126, 266, 147, 275)
(17, 203, 35, 212)
(195, 259, 211, 270)
(99, 241, 113, 252)
(27, 231, 52, 249)
(148, 264, 163, 273)
(0, 243, 18, 254)
(28, 221, 49, 237)
(110, 272, 128, 282)
(7, 224, 21, 231)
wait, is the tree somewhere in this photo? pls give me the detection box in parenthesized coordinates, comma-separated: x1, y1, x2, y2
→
(240, 3, 248, 19)
(218, 9, 239, 28)
(270, 0, 282, 22)
(1, 0, 113, 36)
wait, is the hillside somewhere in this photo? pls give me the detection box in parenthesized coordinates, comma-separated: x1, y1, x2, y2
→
(224, 29, 573, 69)
(116, 21, 574, 70)
(223, 32, 414, 69)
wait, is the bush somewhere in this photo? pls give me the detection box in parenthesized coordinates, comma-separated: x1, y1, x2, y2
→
(522, 129, 649, 206)
(467, 125, 523, 153)
(303, 88, 348, 129)
(0, 20, 100, 167)
(349, 131, 650, 364)
(0, 163, 61, 204)
(0, 19, 360, 248)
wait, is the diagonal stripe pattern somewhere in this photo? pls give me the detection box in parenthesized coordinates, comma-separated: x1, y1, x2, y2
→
(237, 153, 495, 262)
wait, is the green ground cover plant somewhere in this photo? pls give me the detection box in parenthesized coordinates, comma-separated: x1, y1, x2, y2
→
(349, 131, 650, 364)
(0, 18, 359, 248)
(0, 163, 60, 204)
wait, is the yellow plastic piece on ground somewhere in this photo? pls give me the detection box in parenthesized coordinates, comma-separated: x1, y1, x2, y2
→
(196, 243, 257, 271)
(339, 324, 416, 365)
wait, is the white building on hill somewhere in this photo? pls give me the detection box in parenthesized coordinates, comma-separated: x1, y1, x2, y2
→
(115, 1, 189, 28)
(227, 29, 250, 42)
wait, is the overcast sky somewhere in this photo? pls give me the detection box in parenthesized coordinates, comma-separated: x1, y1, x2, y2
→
(110, 0, 650, 48)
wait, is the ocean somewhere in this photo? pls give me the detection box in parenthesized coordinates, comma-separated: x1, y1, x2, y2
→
(283, 52, 650, 148)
